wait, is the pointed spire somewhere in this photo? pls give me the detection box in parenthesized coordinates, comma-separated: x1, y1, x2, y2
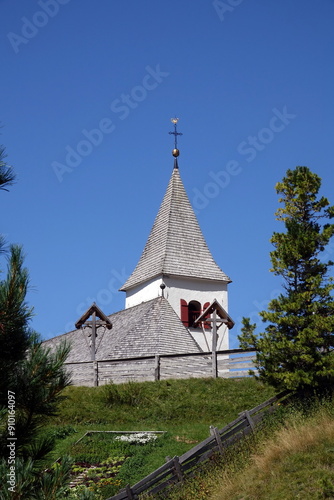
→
(120, 118, 231, 292)
(120, 167, 231, 291)
(169, 117, 182, 168)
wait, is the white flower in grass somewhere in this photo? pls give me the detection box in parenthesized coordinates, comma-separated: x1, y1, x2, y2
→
(115, 432, 158, 444)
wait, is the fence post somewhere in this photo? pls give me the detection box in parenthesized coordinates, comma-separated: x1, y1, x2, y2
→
(239, 410, 255, 431)
(210, 426, 225, 455)
(125, 484, 135, 499)
(93, 361, 98, 387)
(154, 355, 161, 381)
(172, 456, 184, 483)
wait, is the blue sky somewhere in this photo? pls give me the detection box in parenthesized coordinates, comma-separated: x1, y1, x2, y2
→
(1, 0, 334, 348)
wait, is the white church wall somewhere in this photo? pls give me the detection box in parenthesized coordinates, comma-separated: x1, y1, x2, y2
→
(189, 325, 229, 352)
(125, 275, 229, 318)
(124, 276, 163, 309)
(162, 276, 229, 351)
(163, 275, 228, 314)
(124, 275, 230, 352)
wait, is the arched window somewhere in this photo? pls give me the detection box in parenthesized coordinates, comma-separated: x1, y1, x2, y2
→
(180, 299, 209, 328)
(188, 300, 201, 327)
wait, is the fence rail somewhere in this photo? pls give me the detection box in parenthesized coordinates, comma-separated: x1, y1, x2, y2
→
(108, 390, 291, 499)
(64, 349, 257, 386)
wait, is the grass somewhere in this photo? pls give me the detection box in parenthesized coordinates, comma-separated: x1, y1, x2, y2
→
(210, 402, 334, 500)
(45, 377, 276, 498)
(163, 397, 334, 500)
(46, 378, 334, 500)
(50, 377, 276, 445)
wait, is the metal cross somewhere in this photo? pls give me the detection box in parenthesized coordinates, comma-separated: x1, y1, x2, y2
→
(169, 117, 183, 149)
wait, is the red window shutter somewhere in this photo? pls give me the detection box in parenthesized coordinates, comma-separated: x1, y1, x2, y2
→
(180, 299, 189, 327)
(203, 302, 210, 330)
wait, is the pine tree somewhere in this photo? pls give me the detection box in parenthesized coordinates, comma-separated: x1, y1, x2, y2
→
(239, 166, 334, 393)
(0, 246, 32, 402)
(0, 146, 74, 497)
(0, 145, 15, 192)
(0, 145, 15, 253)
(0, 246, 72, 496)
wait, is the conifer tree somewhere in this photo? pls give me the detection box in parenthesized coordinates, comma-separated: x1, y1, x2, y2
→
(239, 166, 334, 393)
(0, 246, 32, 402)
(0, 145, 15, 192)
(0, 144, 75, 497)
(0, 145, 15, 253)
(0, 246, 72, 496)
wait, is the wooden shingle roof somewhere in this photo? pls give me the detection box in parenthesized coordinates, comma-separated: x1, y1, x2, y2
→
(43, 297, 201, 362)
(121, 167, 231, 291)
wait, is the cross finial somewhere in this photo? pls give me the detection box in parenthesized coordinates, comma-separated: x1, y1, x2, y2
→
(169, 117, 182, 160)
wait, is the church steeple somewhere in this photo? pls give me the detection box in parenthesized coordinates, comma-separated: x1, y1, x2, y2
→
(121, 119, 230, 293)
(121, 166, 230, 292)
(120, 119, 231, 353)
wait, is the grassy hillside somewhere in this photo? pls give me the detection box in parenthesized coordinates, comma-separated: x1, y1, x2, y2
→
(45, 378, 334, 499)
(212, 410, 334, 500)
(52, 377, 275, 429)
(45, 377, 275, 498)
(166, 398, 334, 500)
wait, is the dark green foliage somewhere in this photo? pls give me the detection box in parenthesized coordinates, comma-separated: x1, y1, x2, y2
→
(0, 334, 71, 461)
(0, 246, 32, 401)
(0, 327, 72, 496)
(0, 145, 15, 192)
(51, 425, 77, 441)
(0, 225, 72, 496)
(0, 145, 14, 253)
(0, 455, 74, 499)
(238, 318, 256, 351)
(239, 166, 334, 393)
(0, 144, 76, 498)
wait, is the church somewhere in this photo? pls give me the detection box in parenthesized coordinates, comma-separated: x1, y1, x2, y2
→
(44, 119, 234, 384)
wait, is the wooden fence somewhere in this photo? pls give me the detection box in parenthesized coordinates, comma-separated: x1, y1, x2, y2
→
(107, 390, 290, 499)
(64, 349, 257, 386)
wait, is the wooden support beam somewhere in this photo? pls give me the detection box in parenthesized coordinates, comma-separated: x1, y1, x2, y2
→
(91, 311, 96, 362)
(172, 456, 184, 483)
(203, 318, 229, 323)
(154, 355, 161, 381)
(81, 320, 110, 327)
(125, 484, 135, 499)
(212, 310, 218, 378)
(93, 361, 98, 387)
(239, 410, 255, 431)
(210, 426, 225, 455)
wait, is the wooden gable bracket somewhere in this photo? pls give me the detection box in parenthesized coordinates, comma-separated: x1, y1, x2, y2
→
(193, 299, 234, 378)
(192, 299, 235, 330)
(75, 303, 112, 370)
(75, 302, 113, 330)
